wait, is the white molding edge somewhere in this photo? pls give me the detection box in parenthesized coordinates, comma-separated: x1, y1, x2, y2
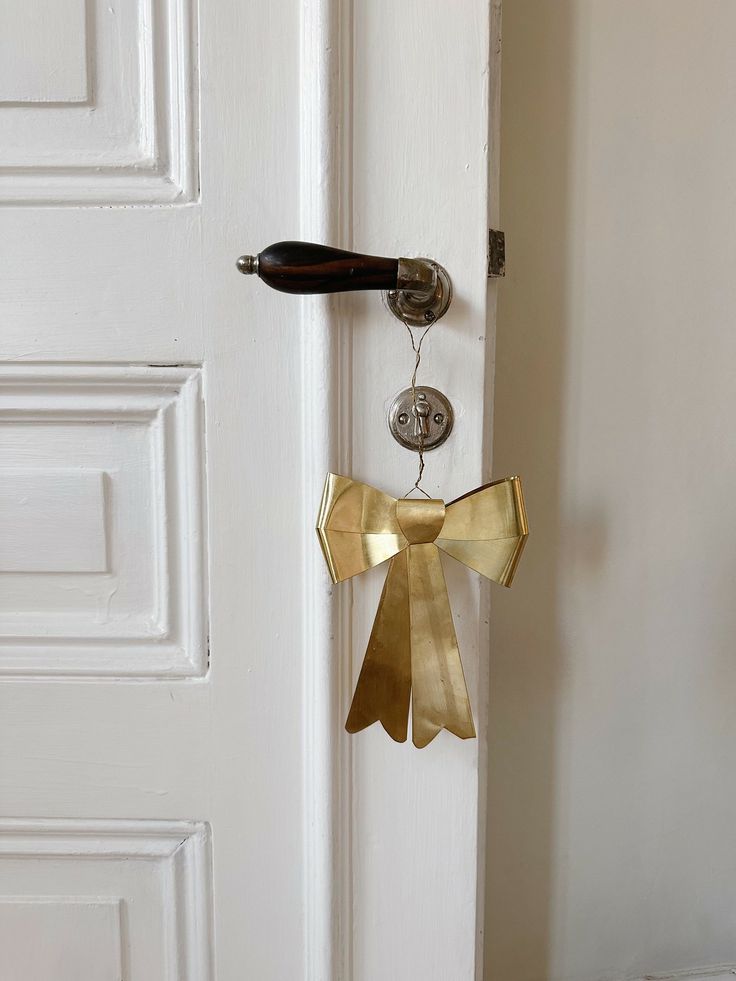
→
(0, 0, 198, 206)
(0, 819, 213, 981)
(0, 364, 208, 678)
(478, 4, 504, 978)
(300, 1, 353, 979)
(633, 970, 736, 981)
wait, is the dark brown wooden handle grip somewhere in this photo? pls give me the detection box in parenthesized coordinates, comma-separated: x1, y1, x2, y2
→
(251, 241, 399, 295)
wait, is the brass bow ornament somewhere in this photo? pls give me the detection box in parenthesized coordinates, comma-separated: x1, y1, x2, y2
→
(317, 473, 528, 747)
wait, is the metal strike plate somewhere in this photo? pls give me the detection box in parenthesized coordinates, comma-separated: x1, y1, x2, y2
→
(387, 387, 454, 452)
(488, 229, 506, 278)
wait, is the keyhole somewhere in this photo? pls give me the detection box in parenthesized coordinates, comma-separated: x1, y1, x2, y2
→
(388, 386, 454, 451)
(412, 394, 431, 438)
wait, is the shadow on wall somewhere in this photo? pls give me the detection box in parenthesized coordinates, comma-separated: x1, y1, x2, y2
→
(485, 0, 736, 977)
(484, 2, 574, 978)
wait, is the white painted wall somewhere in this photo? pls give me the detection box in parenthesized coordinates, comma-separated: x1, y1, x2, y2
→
(485, 3, 736, 980)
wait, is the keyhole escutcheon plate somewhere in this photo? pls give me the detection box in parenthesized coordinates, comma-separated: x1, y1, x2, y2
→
(387, 386, 454, 452)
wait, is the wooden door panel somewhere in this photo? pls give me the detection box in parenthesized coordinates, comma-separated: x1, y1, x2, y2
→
(0, 1, 498, 978)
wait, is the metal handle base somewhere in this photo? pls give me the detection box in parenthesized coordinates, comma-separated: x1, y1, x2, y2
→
(383, 258, 452, 327)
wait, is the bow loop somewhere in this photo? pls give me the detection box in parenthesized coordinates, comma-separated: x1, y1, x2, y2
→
(437, 476, 528, 586)
(316, 473, 408, 583)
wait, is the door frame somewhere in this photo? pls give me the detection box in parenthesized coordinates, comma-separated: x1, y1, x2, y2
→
(300, 2, 504, 978)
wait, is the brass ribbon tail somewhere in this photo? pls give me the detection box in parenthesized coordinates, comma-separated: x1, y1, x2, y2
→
(346, 551, 412, 742)
(346, 544, 475, 747)
(407, 543, 475, 748)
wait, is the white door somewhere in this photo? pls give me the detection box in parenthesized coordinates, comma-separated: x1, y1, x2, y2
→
(0, 2, 502, 979)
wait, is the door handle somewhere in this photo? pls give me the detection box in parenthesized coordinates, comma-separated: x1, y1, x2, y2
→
(237, 241, 452, 325)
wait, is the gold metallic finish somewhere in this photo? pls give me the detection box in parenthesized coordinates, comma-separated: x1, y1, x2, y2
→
(316, 473, 408, 582)
(408, 543, 476, 748)
(346, 549, 412, 742)
(437, 476, 529, 587)
(316, 473, 529, 748)
(396, 498, 445, 543)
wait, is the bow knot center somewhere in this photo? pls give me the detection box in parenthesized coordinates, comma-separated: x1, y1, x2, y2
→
(396, 498, 446, 544)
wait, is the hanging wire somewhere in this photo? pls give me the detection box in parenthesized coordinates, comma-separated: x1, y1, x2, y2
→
(401, 312, 436, 498)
